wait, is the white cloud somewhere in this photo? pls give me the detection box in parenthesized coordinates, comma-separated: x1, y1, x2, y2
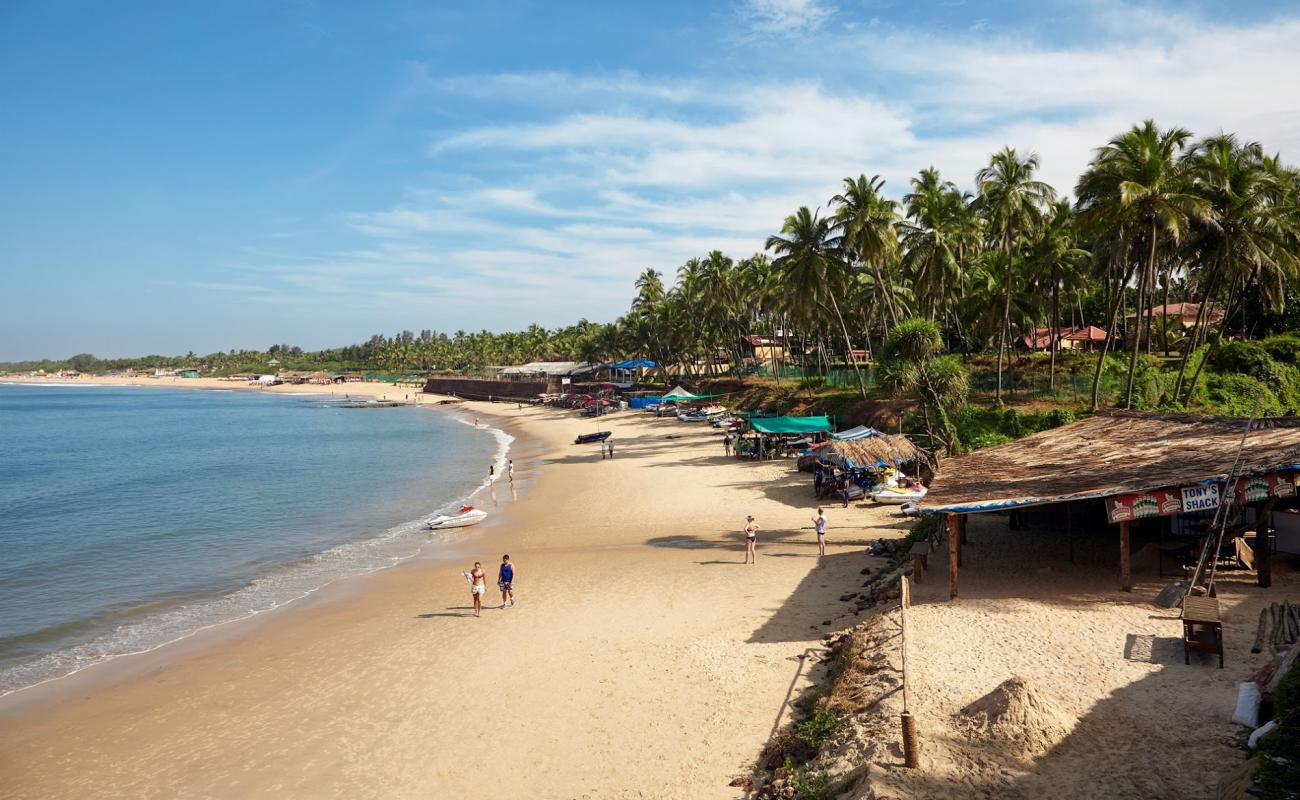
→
(741, 0, 835, 34)
(231, 2, 1300, 332)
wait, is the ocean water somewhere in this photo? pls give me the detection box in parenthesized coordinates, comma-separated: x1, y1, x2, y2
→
(0, 384, 507, 695)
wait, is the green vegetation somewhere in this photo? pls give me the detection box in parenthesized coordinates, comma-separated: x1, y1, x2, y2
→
(5, 121, 1297, 426)
(794, 710, 840, 750)
(1252, 661, 1300, 799)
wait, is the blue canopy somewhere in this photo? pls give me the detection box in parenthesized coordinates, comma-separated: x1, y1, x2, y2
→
(611, 359, 657, 370)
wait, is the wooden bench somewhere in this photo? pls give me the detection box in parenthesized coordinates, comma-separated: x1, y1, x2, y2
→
(1181, 595, 1224, 668)
(910, 542, 929, 584)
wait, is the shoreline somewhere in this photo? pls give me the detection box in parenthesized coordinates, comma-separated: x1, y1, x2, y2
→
(0, 379, 529, 703)
(0, 382, 891, 799)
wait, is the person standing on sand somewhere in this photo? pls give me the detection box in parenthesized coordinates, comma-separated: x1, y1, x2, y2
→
(743, 515, 758, 564)
(723, 436, 731, 457)
(487, 464, 495, 484)
(498, 555, 515, 609)
(468, 562, 487, 617)
(812, 508, 827, 558)
(607, 439, 614, 459)
(507, 459, 514, 483)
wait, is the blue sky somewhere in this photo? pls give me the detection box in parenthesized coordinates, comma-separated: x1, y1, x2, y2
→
(3, 0, 1298, 360)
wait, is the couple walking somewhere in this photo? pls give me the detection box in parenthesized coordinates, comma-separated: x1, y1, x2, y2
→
(465, 555, 516, 617)
(740, 508, 828, 563)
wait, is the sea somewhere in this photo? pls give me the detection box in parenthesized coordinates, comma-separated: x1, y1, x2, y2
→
(0, 383, 508, 696)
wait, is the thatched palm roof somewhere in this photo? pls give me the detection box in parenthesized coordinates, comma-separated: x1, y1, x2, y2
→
(825, 433, 927, 466)
(920, 410, 1300, 514)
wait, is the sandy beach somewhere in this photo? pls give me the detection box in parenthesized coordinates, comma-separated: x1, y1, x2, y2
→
(0, 379, 896, 799)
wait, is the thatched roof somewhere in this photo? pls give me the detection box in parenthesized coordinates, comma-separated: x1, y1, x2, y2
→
(825, 433, 927, 466)
(920, 410, 1300, 514)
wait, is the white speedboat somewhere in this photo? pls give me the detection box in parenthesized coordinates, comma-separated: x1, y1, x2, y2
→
(427, 506, 487, 529)
(870, 484, 928, 505)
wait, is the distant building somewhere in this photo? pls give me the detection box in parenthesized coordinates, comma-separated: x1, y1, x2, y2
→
(1123, 302, 1224, 329)
(1018, 326, 1109, 353)
(177, 369, 200, 378)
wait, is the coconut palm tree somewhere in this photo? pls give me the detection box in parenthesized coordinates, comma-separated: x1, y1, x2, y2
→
(766, 206, 869, 399)
(876, 317, 969, 455)
(1026, 199, 1091, 390)
(974, 147, 1057, 404)
(900, 167, 965, 321)
(1176, 135, 1300, 405)
(831, 174, 903, 330)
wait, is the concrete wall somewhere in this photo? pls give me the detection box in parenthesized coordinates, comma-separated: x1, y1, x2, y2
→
(422, 376, 549, 400)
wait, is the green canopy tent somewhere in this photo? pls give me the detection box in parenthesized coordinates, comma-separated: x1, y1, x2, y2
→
(749, 416, 832, 435)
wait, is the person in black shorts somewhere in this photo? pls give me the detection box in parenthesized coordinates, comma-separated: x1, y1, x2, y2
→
(497, 554, 515, 609)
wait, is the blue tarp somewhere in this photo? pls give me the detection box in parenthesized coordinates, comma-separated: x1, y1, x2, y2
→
(628, 395, 662, 409)
(611, 359, 657, 369)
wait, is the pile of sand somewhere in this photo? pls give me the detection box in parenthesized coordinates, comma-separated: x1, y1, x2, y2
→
(956, 676, 1074, 756)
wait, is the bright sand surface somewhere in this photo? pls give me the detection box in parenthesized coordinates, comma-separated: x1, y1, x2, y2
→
(0, 377, 897, 799)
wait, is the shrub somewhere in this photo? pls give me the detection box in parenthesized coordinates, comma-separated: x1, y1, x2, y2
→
(795, 710, 840, 749)
(1044, 408, 1076, 428)
(970, 432, 1013, 450)
(1211, 340, 1279, 382)
(1199, 374, 1283, 416)
(783, 757, 833, 800)
(1261, 333, 1300, 364)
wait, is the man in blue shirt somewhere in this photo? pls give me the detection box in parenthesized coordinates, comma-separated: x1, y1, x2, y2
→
(498, 555, 515, 609)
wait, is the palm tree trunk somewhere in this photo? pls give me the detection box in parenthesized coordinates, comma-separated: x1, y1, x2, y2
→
(1091, 260, 1135, 410)
(827, 293, 869, 400)
(1184, 274, 1241, 407)
(1125, 224, 1158, 408)
(1172, 266, 1222, 402)
(995, 233, 1014, 405)
(1049, 275, 1060, 392)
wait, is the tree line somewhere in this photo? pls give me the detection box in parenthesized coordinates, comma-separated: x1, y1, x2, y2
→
(8, 120, 1296, 420)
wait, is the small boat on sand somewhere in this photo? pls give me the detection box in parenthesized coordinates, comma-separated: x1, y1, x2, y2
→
(427, 506, 487, 529)
(574, 431, 612, 444)
(870, 484, 928, 505)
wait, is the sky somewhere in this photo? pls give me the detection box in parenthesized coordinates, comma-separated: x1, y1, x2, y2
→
(2, 0, 1299, 360)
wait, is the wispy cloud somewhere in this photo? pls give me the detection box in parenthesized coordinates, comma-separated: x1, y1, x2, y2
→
(740, 0, 835, 34)
(229, 2, 1300, 332)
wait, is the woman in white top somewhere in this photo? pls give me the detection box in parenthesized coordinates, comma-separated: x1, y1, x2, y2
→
(812, 508, 827, 558)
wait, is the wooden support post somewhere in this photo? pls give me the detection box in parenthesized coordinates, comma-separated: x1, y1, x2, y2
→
(948, 512, 960, 599)
(1258, 498, 1277, 589)
(1119, 521, 1132, 592)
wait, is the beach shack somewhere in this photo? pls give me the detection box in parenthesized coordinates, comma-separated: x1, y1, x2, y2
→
(918, 411, 1300, 601)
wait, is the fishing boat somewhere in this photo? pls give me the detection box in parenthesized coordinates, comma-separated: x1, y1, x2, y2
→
(427, 506, 488, 529)
(574, 431, 612, 444)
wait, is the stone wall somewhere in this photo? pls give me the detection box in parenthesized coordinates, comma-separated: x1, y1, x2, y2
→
(422, 376, 549, 400)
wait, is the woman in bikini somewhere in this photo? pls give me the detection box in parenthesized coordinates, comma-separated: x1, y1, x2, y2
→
(743, 515, 758, 564)
(468, 561, 487, 617)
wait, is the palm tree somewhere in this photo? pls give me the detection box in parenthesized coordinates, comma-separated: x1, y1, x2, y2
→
(1076, 120, 1208, 408)
(900, 167, 964, 321)
(974, 147, 1056, 404)
(831, 174, 903, 329)
(877, 317, 969, 455)
(766, 206, 869, 400)
(1176, 135, 1299, 405)
(1026, 199, 1091, 390)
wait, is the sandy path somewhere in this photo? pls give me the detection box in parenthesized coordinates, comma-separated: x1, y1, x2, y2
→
(0, 398, 899, 799)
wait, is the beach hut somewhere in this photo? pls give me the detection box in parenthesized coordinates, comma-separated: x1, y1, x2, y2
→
(919, 411, 1300, 600)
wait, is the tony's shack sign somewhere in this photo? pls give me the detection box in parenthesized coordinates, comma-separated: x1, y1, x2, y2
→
(1106, 471, 1297, 523)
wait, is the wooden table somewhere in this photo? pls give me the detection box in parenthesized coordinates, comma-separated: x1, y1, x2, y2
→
(1181, 595, 1224, 668)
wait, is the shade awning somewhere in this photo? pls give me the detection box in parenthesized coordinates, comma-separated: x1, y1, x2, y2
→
(611, 359, 657, 369)
(919, 410, 1300, 514)
(750, 416, 832, 435)
(832, 425, 881, 441)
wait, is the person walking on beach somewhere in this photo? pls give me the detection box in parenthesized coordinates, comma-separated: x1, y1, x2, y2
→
(812, 508, 827, 558)
(813, 465, 824, 498)
(743, 515, 758, 564)
(607, 439, 614, 459)
(507, 459, 514, 483)
(723, 435, 731, 457)
(467, 562, 487, 617)
(487, 464, 495, 484)
(498, 554, 515, 609)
